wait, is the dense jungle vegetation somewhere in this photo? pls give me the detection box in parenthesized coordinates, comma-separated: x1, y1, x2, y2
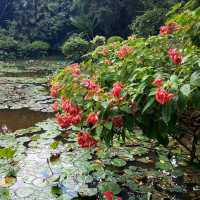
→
(0, 0, 184, 59)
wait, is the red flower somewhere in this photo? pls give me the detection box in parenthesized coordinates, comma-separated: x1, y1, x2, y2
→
(77, 132, 97, 148)
(56, 113, 71, 128)
(153, 79, 164, 87)
(52, 101, 59, 112)
(71, 63, 81, 77)
(56, 98, 82, 128)
(160, 26, 171, 36)
(168, 48, 182, 65)
(87, 112, 98, 125)
(56, 112, 82, 129)
(112, 82, 123, 98)
(103, 191, 114, 200)
(160, 22, 179, 36)
(112, 115, 124, 128)
(61, 98, 80, 115)
(155, 88, 176, 105)
(117, 197, 122, 200)
(82, 79, 99, 91)
(117, 45, 133, 59)
(50, 84, 60, 97)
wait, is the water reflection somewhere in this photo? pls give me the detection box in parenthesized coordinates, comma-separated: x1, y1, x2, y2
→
(0, 108, 52, 132)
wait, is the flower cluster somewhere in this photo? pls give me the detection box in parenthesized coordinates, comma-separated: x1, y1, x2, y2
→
(64, 63, 80, 78)
(117, 45, 133, 59)
(50, 83, 60, 97)
(103, 191, 122, 200)
(155, 88, 176, 105)
(52, 101, 59, 112)
(152, 79, 164, 88)
(160, 22, 179, 36)
(82, 79, 99, 91)
(56, 98, 82, 128)
(77, 132, 97, 148)
(168, 48, 182, 65)
(87, 112, 98, 125)
(112, 82, 123, 98)
(153, 79, 175, 105)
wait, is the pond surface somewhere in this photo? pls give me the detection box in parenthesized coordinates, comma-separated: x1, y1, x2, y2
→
(0, 109, 52, 132)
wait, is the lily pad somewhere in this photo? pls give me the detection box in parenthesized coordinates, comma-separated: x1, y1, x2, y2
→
(111, 158, 127, 167)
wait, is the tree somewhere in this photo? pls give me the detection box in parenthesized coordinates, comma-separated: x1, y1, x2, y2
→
(6, 0, 73, 47)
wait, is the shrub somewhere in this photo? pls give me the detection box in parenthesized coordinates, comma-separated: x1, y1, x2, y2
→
(107, 36, 123, 44)
(0, 31, 50, 59)
(62, 35, 90, 62)
(0, 33, 19, 59)
(129, 8, 167, 37)
(51, 3, 200, 161)
(28, 41, 50, 57)
(91, 35, 106, 48)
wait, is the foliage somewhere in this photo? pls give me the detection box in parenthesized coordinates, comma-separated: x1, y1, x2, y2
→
(0, 32, 19, 59)
(28, 41, 50, 58)
(129, 8, 167, 37)
(6, 0, 72, 47)
(0, 147, 15, 159)
(0, 31, 50, 59)
(129, 0, 179, 37)
(91, 35, 106, 49)
(70, 0, 143, 37)
(0, 0, 181, 54)
(61, 35, 90, 62)
(51, 3, 200, 162)
(107, 36, 124, 44)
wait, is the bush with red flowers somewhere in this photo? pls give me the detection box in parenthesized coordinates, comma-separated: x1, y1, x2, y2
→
(51, 5, 200, 159)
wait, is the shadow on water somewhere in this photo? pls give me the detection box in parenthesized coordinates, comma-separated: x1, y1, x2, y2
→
(0, 108, 53, 132)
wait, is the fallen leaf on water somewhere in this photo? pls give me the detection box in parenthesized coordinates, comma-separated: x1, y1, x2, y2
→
(0, 176, 16, 187)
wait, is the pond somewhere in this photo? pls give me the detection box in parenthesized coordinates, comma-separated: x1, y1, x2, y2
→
(0, 108, 52, 132)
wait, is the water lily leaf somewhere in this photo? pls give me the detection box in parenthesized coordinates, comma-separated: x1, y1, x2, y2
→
(79, 186, 97, 197)
(50, 141, 60, 150)
(0, 188, 11, 200)
(0, 148, 15, 159)
(111, 158, 126, 167)
(31, 135, 40, 141)
(98, 182, 121, 194)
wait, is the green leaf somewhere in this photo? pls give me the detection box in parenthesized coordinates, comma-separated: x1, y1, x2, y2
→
(111, 158, 127, 167)
(170, 75, 178, 83)
(104, 122, 112, 130)
(101, 101, 109, 109)
(180, 84, 191, 97)
(190, 72, 200, 87)
(0, 148, 15, 159)
(142, 97, 154, 113)
(95, 125, 103, 137)
(50, 141, 60, 150)
(162, 102, 173, 124)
